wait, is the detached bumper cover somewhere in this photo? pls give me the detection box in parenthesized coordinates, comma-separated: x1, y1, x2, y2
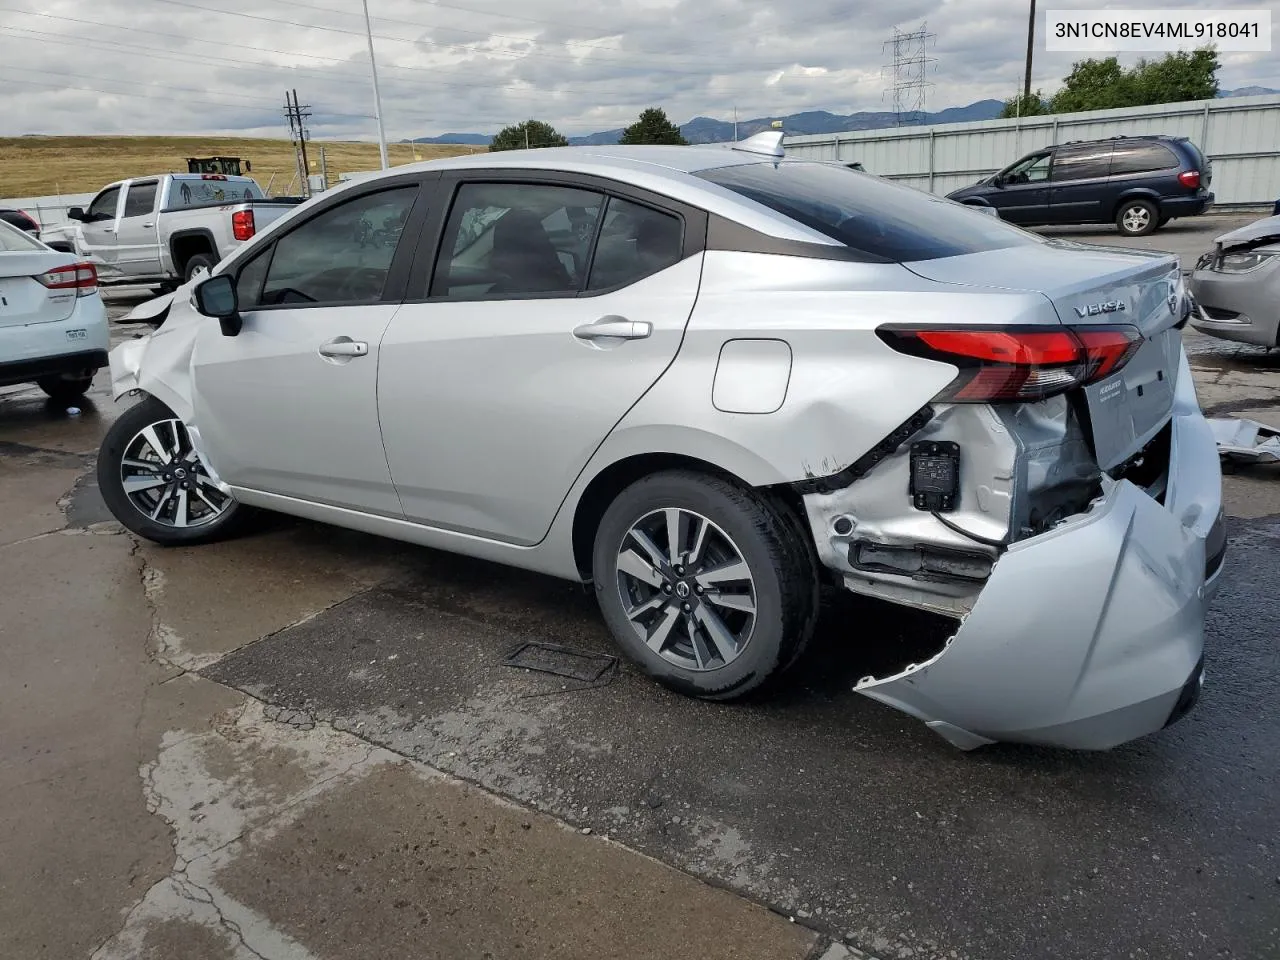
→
(858, 348, 1223, 750)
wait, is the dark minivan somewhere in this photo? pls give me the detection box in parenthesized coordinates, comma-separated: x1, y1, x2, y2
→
(947, 135, 1213, 237)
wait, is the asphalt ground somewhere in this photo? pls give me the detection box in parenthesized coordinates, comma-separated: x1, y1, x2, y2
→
(2, 212, 1277, 960)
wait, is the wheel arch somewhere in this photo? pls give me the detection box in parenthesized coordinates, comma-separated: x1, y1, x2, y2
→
(168, 229, 217, 275)
(1111, 189, 1162, 220)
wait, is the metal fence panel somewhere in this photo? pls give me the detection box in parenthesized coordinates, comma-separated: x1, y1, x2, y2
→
(785, 94, 1280, 207)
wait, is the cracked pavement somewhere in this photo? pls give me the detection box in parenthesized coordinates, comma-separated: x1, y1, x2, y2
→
(2, 218, 1278, 960)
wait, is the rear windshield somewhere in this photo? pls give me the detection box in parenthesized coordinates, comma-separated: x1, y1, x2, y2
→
(1181, 139, 1208, 171)
(166, 177, 264, 210)
(696, 161, 1043, 262)
(0, 219, 43, 251)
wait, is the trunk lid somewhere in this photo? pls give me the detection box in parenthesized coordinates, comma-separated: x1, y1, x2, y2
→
(904, 243, 1184, 470)
(0, 251, 79, 328)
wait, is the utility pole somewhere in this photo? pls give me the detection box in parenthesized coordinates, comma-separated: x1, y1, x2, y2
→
(361, 0, 390, 169)
(284, 90, 313, 197)
(1023, 0, 1036, 103)
(524, 124, 529, 150)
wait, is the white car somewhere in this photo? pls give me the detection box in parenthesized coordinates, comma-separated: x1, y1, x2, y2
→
(0, 219, 109, 402)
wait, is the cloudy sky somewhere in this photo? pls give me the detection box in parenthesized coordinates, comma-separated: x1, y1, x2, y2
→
(1, 0, 1275, 140)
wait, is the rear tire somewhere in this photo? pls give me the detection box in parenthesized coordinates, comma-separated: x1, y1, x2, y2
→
(98, 395, 248, 545)
(184, 253, 216, 283)
(1116, 199, 1159, 237)
(592, 470, 818, 701)
(37, 374, 94, 403)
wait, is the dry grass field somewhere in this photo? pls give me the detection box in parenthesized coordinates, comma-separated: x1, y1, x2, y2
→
(0, 136, 480, 198)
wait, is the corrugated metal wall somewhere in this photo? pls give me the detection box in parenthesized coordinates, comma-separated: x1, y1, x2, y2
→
(785, 94, 1280, 207)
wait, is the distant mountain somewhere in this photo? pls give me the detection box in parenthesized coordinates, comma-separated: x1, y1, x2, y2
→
(1219, 86, 1280, 97)
(408, 99, 1007, 148)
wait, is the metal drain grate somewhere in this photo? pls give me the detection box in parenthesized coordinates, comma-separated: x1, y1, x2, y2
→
(503, 642, 617, 683)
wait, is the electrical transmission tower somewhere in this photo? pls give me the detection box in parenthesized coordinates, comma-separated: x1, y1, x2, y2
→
(882, 22, 937, 126)
(283, 89, 313, 196)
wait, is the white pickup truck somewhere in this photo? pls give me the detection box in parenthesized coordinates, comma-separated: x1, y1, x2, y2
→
(50, 174, 304, 289)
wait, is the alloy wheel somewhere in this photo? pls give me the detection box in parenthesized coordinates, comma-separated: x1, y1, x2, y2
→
(1122, 205, 1151, 233)
(119, 418, 231, 528)
(615, 508, 758, 672)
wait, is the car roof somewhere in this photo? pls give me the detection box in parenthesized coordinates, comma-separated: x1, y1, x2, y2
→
(1047, 134, 1188, 150)
(324, 145, 847, 246)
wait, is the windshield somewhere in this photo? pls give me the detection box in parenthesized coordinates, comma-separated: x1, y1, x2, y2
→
(0, 218, 44, 252)
(697, 161, 1044, 262)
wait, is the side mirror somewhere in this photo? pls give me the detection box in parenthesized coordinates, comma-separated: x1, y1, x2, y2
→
(991, 175, 1005, 188)
(67, 207, 86, 222)
(193, 274, 242, 337)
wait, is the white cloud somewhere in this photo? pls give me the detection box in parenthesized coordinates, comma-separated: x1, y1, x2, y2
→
(0, 0, 1275, 140)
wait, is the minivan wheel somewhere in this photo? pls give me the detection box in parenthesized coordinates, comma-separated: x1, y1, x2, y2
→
(1117, 200, 1158, 237)
(98, 395, 247, 545)
(592, 470, 818, 701)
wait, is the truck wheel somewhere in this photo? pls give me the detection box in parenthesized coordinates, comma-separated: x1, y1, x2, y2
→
(98, 395, 248, 545)
(1116, 200, 1158, 237)
(592, 470, 818, 701)
(184, 254, 216, 283)
(38, 374, 94, 403)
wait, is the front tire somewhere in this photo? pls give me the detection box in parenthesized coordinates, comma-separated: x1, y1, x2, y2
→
(592, 470, 818, 701)
(98, 395, 246, 545)
(1116, 199, 1159, 237)
(38, 374, 94, 403)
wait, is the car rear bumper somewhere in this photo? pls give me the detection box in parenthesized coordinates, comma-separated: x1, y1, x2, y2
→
(0, 296, 110, 388)
(1162, 192, 1214, 218)
(856, 350, 1223, 750)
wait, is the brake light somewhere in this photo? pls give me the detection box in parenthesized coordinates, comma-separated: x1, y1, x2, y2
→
(1178, 170, 1201, 189)
(231, 209, 255, 241)
(877, 325, 1143, 402)
(35, 262, 98, 298)
(201, 174, 228, 181)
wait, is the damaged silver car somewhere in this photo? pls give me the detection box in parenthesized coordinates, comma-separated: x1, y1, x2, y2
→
(98, 133, 1225, 750)
(1189, 213, 1280, 347)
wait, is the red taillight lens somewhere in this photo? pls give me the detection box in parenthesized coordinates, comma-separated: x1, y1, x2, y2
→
(36, 262, 99, 298)
(231, 209, 255, 241)
(878, 325, 1142, 402)
(1178, 170, 1201, 189)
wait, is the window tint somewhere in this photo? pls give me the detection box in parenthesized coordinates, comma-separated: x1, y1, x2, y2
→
(587, 198, 683, 290)
(697, 161, 1042, 262)
(88, 187, 120, 221)
(431, 182, 602, 299)
(122, 181, 158, 218)
(1050, 144, 1113, 181)
(168, 177, 264, 210)
(1109, 142, 1179, 176)
(258, 185, 418, 306)
(234, 246, 272, 309)
(1003, 153, 1052, 184)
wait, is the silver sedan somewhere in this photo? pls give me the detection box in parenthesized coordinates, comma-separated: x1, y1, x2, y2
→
(97, 133, 1223, 751)
(1189, 214, 1280, 347)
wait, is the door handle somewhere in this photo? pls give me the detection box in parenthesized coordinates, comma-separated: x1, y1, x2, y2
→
(143, 222, 154, 228)
(318, 338, 369, 358)
(572, 316, 652, 341)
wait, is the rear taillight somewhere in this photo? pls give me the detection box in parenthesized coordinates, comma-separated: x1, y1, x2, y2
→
(1178, 170, 1201, 189)
(36, 262, 98, 298)
(877, 325, 1143, 402)
(231, 209, 255, 241)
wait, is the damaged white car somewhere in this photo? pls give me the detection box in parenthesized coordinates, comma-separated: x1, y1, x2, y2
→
(99, 134, 1225, 750)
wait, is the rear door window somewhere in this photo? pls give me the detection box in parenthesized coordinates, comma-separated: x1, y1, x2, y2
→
(122, 181, 158, 218)
(1050, 144, 1113, 181)
(697, 161, 1042, 262)
(1109, 142, 1180, 176)
(587, 198, 684, 291)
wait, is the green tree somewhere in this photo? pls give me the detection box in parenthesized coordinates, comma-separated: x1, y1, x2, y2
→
(489, 120, 568, 152)
(1049, 47, 1219, 113)
(1050, 57, 1137, 113)
(619, 107, 688, 145)
(1132, 48, 1220, 105)
(999, 91, 1050, 119)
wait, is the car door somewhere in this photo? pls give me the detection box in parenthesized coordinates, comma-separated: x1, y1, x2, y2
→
(114, 179, 162, 277)
(378, 174, 707, 545)
(1046, 142, 1115, 224)
(79, 185, 123, 266)
(189, 176, 431, 515)
(987, 152, 1052, 224)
